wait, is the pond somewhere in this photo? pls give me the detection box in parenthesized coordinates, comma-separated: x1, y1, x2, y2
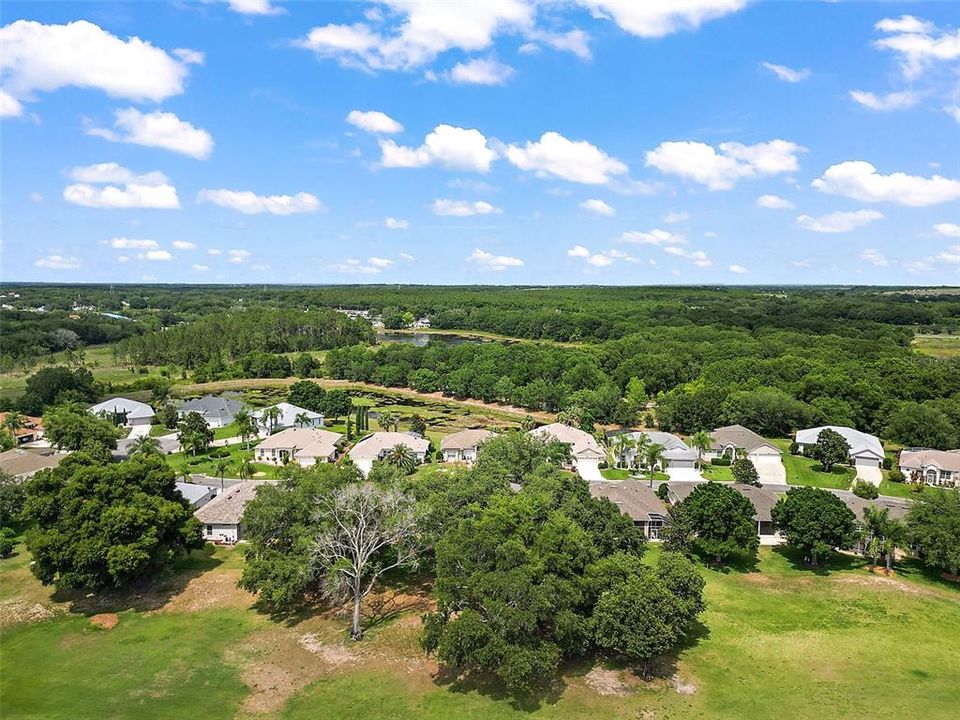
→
(375, 331, 485, 347)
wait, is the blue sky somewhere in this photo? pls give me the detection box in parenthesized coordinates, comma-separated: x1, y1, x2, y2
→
(1, 1, 958, 285)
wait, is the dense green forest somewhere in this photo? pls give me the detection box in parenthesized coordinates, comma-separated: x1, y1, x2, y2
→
(2, 283, 958, 443)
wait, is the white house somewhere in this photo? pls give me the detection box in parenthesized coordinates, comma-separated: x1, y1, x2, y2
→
(253, 427, 344, 467)
(348, 432, 431, 477)
(899, 448, 960, 487)
(795, 425, 884, 468)
(175, 482, 219, 508)
(706, 424, 785, 484)
(194, 481, 265, 543)
(440, 429, 496, 464)
(608, 430, 699, 470)
(529, 423, 605, 481)
(178, 394, 244, 428)
(89, 397, 155, 427)
(251, 402, 324, 435)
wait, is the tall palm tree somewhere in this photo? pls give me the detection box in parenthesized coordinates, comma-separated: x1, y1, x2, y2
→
(632, 432, 651, 472)
(295, 411, 312, 428)
(237, 457, 255, 481)
(130, 435, 162, 457)
(213, 458, 229, 490)
(3, 412, 24, 435)
(379, 412, 399, 432)
(234, 409, 257, 449)
(260, 406, 283, 435)
(385, 443, 417, 473)
(689, 430, 712, 469)
(862, 506, 907, 572)
(645, 443, 665, 488)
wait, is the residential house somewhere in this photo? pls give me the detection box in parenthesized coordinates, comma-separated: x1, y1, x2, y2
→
(440, 429, 496, 464)
(706, 424, 785, 484)
(175, 482, 219, 508)
(254, 427, 344, 467)
(529, 422, 605, 480)
(668, 481, 784, 545)
(589, 480, 669, 539)
(178, 394, 244, 428)
(0, 447, 65, 480)
(0, 413, 45, 444)
(194, 481, 265, 543)
(348, 432, 431, 477)
(89, 397, 155, 427)
(898, 448, 960, 487)
(607, 429, 699, 471)
(794, 426, 885, 468)
(251, 402, 324, 435)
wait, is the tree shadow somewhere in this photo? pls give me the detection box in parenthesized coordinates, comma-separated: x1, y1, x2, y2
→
(892, 556, 960, 592)
(694, 550, 760, 575)
(434, 665, 566, 712)
(362, 587, 433, 631)
(51, 545, 225, 615)
(771, 545, 864, 576)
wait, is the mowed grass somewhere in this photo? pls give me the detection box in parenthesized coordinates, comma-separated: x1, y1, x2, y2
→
(913, 334, 960, 359)
(1, 543, 958, 720)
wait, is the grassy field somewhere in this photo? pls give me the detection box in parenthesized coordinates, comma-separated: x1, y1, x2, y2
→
(913, 334, 960, 359)
(2, 541, 958, 720)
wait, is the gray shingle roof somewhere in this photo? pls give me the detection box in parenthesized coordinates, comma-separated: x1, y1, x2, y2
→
(194, 481, 266, 525)
(589, 480, 668, 522)
(710, 424, 778, 453)
(179, 395, 244, 421)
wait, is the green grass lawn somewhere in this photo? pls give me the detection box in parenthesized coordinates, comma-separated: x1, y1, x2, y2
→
(770, 439, 856, 490)
(166, 442, 274, 478)
(2, 542, 958, 720)
(700, 463, 734, 481)
(213, 422, 242, 440)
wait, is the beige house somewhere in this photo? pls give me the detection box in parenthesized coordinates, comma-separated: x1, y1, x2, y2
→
(253, 427, 344, 467)
(899, 448, 960, 487)
(706, 424, 785, 484)
(0, 447, 64, 480)
(348, 432, 431, 477)
(194, 481, 266, 544)
(440, 429, 496, 464)
(529, 423, 605, 481)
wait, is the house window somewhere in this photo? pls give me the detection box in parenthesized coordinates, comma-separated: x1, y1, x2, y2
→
(206, 524, 212, 535)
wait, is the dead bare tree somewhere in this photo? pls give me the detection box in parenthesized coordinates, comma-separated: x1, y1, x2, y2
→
(311, 483, 421, 640)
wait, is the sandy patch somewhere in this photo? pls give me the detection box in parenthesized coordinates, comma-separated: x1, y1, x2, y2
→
(298, 634, 359, 665)
(584, 667, 630, 696)
(0, 600, 56, 625)
(834, 573, 955, 601)
(159, 569, 253, 614)
(89, 612, 118, 629)
(672, 674, 697, 695)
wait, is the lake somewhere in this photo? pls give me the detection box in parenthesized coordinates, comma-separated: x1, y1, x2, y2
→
(375, 331, 485, 347)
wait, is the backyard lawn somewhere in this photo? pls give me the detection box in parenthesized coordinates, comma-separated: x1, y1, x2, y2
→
(2, 543, 958, 720)
(165, 442, 274, 479)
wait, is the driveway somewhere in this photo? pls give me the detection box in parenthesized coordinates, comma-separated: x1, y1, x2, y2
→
(753, 456, 787, 485)
(576, 460, 604, 481)
(127, 423, 152, 439)
(666, 467, 706, 482)
(855, 464, 884, 487)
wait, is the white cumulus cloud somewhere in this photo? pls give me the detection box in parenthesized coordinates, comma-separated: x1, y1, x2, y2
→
(172, 240, 197, 250)
(222, 0, 284, 16)
(934, 223, 960, 238)
(580, 198, 615, 216)
(331, 258, 384, 275)
(756, 194, 794, 209)
(35, 254, 80, 269)
(346, 109, 403, 134)
(729, 264, 747, 274)
(446, 56, 515, 85)
(228, 249, 251, 263)
(380, 124, 497, 172)
(88, 108, 213, 159)
(812, 161, 960, 207)
(506, 131, 627, 185)
(431, 198, 502, 216)
(796, 209, 884, 233)
(467, 248, 524, 271)
(873, 15, 960, 79)
(849, 90, 920, 112)
(0, 89, 23, 117)
(860, 248, 890, 267)
(191, 264, 209, 272)
(576, 1, 747, 38)
(620, 228, 686, 246)
(139, 250, 173, 261)
(384, 217, 409, 229)
(63, 162, 180, 209)
(762, 62, 809, 83)
(197, 189, 324, 214)
(108, 237, 159, 250)
(645, 139, 804, 190)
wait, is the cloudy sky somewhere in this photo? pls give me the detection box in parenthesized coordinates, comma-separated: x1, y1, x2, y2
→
(2, 1, 958, 285)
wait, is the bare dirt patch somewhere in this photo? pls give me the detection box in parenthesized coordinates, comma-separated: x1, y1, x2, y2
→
(297, 634, 359, 665)
(834, 573, 955, 601)
(584, 667, 630, 696)
(89, 612, 118, 629)
(158, 569, 253, 614)
(672, 674, 697, 695)
(0, 600, 56, 625)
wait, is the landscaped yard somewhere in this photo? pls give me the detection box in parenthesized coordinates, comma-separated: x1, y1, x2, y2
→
(165, 442, 274, 479)
(2, 542, 958, 719)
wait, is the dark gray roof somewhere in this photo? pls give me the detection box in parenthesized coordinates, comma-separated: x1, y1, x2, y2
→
(589, 480, 668, 522)
(179, 394, 243, 420)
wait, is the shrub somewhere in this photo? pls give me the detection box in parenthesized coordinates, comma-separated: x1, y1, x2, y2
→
(852, 479, 879, 499)
(207, 449, 230, 459)
(0, 527, 16, 558)
(888, 468, 906, 483)
(882, 457, 892, 471)
(789, 441, 800, 455)
(656, 483, 670, 502)
(711, 457, 732, 467)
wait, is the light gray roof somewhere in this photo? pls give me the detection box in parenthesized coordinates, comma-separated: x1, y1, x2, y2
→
(441, 429, 497, 451)
(529, 423, 604, 457)
(795, 426, 884, 459)
(194, 481, 266, 525)
(612, 430, 697, 461)
(179, 394, 244, 421)
(89, 397, 155, 420)
(175, 482, 217, 505)
(349, 432, 430, 460)
(710, 424, 778, 454)
(251, 402, 323, 428)
(899, 448, 960, 473)
(589, 480, 668, 522)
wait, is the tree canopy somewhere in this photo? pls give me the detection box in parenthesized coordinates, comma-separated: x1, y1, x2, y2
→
(771, 486, 856, 566)
(673, 482, 759, 563)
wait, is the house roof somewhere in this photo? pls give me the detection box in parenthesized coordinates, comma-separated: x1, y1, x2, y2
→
(710, 424, 779, 454)
(0, 413, 44, 439)
(668, 481, 780, 522)
(89, 397, 155, 420)
(256, 427, 343, 459)
(795, 426, 884, 459)
(440, 429, 497, 451)
(899, 448, 960, 473)
(837, 492, 911, 522)
(589, 480, 668, 522)
(0, 448, 65, 477)
(251, 402, 323, 428)
(175, 482, 217, 505)
(610, 430, 697, 461)
(179, 395, 243, 421)
(194, 481, 266, 525)
(349, 432, 430, 460)
(529, 423, 604, 458)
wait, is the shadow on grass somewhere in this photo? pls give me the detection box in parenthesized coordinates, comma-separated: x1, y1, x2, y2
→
(892, 556, 960, 593)
(771, 545, 864, 576)
(434, 664, 567, 713)
(695, 549, 760, 575)
(51, 544, 226, 615)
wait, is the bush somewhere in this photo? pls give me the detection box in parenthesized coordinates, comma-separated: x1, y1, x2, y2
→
(711, 457, 732, 467)
(0, 527, 16, 558)
(882, 457, 892, 470)
(207, 449, 230, 459)
(888, 468, 906, 483)
(852, 479, 879, 499)
(656, 483, 670, 502)
(789, 441, 800, 455)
